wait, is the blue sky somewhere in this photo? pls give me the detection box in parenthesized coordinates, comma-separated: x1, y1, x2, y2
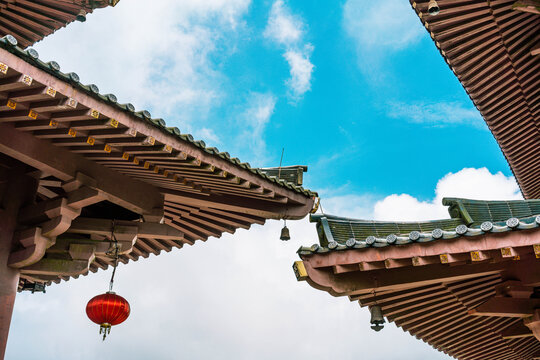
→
(6, 1, 523, 359)
(32, 0, 513, 202)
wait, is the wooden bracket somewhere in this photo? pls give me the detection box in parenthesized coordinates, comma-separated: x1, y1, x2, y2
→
(524, 309, 540, 342)
(20, 258, 92, 277)
(468, 297, 540, 318)
(501, 321, 534, 339)
(8, 228, 50, 268)
(20, 243, 96, 276)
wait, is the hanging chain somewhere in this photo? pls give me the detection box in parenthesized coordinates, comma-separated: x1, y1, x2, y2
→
(108, 220, 119, 293)
(372, 277, 378, 305)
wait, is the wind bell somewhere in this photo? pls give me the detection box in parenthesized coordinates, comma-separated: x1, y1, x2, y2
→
(280, 220, 291, 241)
(370, 305, 385, 332)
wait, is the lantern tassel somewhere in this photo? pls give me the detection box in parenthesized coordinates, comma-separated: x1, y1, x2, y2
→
(99, 324, 111, 341)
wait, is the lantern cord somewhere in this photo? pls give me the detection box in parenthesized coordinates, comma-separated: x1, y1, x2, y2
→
(109, 220, 119, 293)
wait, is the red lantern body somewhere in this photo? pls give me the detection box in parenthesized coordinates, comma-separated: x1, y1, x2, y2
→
(86, 292, 130, 339)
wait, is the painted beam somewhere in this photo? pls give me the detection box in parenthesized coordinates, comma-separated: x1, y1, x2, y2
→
(0, 123, 163, 215)
(469, 297, 540, 318)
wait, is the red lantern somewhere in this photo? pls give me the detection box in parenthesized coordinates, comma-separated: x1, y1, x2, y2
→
(86, 291, 130, 340)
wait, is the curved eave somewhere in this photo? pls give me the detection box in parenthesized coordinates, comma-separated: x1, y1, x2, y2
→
(410, 0, 540, 199)
(0, 38, 316, 289)
(0, 0, 113, 48)
(0, 40, 317, 203)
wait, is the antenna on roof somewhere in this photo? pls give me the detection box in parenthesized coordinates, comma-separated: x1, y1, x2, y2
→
(278, 147, 284, 179)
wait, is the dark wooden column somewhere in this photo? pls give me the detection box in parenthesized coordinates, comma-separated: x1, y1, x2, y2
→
(0, 166, 38, 359)
(0, 213, 19, 360)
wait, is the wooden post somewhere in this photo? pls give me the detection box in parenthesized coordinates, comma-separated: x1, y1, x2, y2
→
(0, 213, 19, 360)
(0, 166, 38, 359)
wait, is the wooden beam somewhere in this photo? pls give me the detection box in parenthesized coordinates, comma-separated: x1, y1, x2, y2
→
(302, 229, 540, 269)
(501, 321, 534, 339)
(495, 280, 534, 298)
(67, 217, 184, 240)
(0, 123, 163, 214)
(300, 258, 538, 297)
(65, 186, 104, 208)
(468, 297, 540, 317)
(20, 242, 96, 276)
(20, 258, 91, 276)
(18, 197, 79, 225)
(164, 189, 313, 220)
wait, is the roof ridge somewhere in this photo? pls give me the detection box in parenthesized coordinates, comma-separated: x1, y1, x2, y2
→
(300, 214, 540, 255)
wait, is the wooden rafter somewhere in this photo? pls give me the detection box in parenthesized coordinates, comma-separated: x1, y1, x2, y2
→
(0, 123, 164, 215)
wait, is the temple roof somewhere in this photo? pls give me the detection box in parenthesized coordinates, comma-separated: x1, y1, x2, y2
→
(0, 36, 316, 198)
(0, 34, 317, 288)
(295, 199, 540, 359)
(410, 0, 540, 199)
(300, 198, 540, 254)
(0, 0, 114, 48)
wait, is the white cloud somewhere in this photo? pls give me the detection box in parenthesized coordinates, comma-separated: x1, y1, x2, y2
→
(319, 194, 375, 219)
(284, 45, 314, 99)
(197, 127, 221, 145)
(343, 0, 424, 51)
(373, 168, 522, 221)
(236, 92, 277, 165)
(387, 101, 486, 128)
(8, 220, 450, 360)
(33, 0, 251, 132)
(9, 167, 517, 359)
(342, 0, 424, 81)
(263, 0, 303, 45)
(264, 1, 314, 100)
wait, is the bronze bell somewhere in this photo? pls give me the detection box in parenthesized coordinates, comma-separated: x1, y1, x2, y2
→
(280, 225, 290, 241)
(428, 0, 440, 15)
(76, 9, 87, 22)
(370, 305, 385, 332)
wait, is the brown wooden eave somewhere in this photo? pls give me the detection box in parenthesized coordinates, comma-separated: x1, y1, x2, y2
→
(411, 0, 540, 199)
(295, 228, 540, 359)
(0, 44, 315, 289)
(0, 0, 113, 48)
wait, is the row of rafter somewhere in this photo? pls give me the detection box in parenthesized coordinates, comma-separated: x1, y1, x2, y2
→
(0, 0, 112, 48)
(411, 0, 540, 198)
(0, 64, 295, 205)
(353, 275, 540, 359)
